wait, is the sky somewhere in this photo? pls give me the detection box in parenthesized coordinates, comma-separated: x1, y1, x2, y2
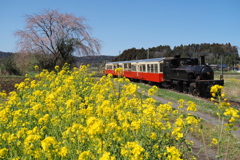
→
(1, 0, 239, 56)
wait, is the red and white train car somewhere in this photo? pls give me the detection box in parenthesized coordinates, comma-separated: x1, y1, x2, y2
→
(105, 58, 165, 83)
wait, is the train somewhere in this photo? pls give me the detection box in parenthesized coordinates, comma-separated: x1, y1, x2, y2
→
(105, 55, 224, 97)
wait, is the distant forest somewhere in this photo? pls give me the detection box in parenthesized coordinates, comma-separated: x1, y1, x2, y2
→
(112, 43, 239, 67)
(0, 51, 115, 67)
(0, 51, 13, 58)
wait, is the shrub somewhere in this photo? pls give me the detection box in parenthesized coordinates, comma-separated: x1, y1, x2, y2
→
(0, 55, 21, 75)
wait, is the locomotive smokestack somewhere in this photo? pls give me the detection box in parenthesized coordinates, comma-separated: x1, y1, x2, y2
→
(201, 56, 205, 65)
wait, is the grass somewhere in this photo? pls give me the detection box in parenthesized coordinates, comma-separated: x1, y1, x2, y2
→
(193, 121, 240, 160)
(222, 78, 240, 102)
(215, 72, 240, 102)
(136, 83, 217, 114)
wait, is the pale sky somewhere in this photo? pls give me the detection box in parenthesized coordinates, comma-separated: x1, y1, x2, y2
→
(1, 0, 239, 56)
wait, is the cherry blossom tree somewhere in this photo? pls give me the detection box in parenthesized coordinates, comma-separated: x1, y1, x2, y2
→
(15, 9, 101, 69)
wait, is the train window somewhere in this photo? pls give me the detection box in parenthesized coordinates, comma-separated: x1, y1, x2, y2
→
(147, 64, 154, 73)
(139, 64, 145, 72)
(151, 64, 154, 73)
(124, 63, 130, 71)
(124, 64, 128, 70)
(147, 64, 151, 72)
(131, 65, 136, 71)
(107, 65, 112, 70)
(154, 64, 158, 73)
(128, 64, 131, 70)
(143, 64, 146, 72)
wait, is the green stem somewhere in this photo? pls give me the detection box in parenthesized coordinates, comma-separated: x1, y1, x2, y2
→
(224, 136, 230, 160)
(201, 130, 210, 160)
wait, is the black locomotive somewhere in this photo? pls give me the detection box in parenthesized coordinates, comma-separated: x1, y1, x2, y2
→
(163, 55, 224, 97)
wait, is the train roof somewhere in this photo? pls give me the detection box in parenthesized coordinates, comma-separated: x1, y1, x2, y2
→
(106, 58, 165, 64)
(140, 58, 165, 62)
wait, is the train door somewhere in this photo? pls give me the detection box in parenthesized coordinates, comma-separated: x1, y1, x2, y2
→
(131, 63, 137, 78)
(124, 63, 132, 77)
(138, 64, 144, 79)
(159, 61, 164, 82)
(105, 63, 114, 74)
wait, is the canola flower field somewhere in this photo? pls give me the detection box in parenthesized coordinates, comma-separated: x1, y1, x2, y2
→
(0, 64, 239, 160)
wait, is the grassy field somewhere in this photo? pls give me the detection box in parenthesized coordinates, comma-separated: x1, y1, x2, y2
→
(215, 72, 240, 101)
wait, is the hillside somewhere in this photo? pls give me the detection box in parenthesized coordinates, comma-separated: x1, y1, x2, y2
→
(0, 51, 15, 58)
(0, 51, 115, 65)
(74, 55, 115, 65)
(112, 43, 239, 67)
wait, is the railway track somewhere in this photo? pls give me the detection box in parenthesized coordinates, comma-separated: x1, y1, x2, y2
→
(228, 99, 240, 109)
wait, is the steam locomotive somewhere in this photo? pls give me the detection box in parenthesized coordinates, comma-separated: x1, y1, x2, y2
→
(105, 55, 224, 97)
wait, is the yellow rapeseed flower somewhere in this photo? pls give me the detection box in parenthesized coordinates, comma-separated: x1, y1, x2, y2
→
(41, 136, 57, 151)
(148, 85, 158, 96)
(186, 101, 197, 112)
(58, 146, 68, 157)
(99, 151, 115, 160)
(166, 146, 183, 160)
(78, 151, 91, 160)
(0, 64, 203, 159)
(0, 148, 8, 159)
(114, 68, 123, 76)
(34, 65, 39, 70)
(211, 138, 218, 145)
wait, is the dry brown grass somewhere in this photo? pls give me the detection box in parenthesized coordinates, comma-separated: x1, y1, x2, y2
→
(215, 73, 240, 101)
(222, 76, 240, 101)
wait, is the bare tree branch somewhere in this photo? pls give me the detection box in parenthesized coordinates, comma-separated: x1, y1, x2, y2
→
(15, 9, 102, 68)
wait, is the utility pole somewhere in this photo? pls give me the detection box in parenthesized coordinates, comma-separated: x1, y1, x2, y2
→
(147, 49, 149, 59)
(119, 50, 121, 61)
(220, 54, 223, 80)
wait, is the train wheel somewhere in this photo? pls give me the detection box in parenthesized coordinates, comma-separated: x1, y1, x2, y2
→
(174, 84, 183, 92)
(162, 82, 171, 89)
(183, 86, 189, 93)
(189, 83, 195, 95)
(192, 88, 200, 96)
(206, 85, 213, 97)
(182, 83, 189, 93)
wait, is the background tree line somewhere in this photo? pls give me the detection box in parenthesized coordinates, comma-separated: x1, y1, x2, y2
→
(112, 43, 239, 69)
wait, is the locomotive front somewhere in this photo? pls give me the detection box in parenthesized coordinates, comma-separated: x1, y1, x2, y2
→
(192, 57, 224, 97)
(163, 55, 224, 97)
(191, 65, 214, 80)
